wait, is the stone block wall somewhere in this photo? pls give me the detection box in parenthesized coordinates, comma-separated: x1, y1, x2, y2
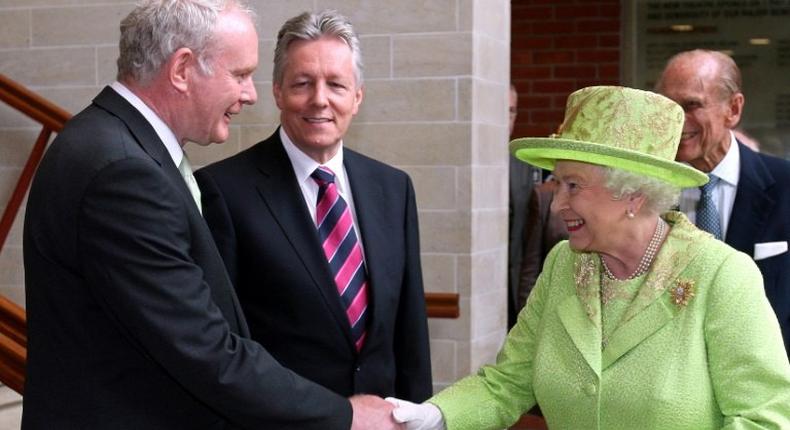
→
(0, 0, 511, 392)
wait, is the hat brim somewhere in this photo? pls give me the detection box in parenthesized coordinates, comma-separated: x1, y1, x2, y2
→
(510, 137, 708, 188)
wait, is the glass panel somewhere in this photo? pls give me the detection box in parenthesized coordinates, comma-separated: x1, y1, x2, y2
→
(623, 0, 790, 158)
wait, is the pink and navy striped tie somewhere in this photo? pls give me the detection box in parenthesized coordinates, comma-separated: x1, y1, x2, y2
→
(312, 166, 368, 352)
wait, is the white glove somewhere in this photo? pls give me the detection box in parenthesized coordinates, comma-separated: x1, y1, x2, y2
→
(385, 397, 446, 430)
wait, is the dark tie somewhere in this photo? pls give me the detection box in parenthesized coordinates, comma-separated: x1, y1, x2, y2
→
(311, 166, 368, 352)
(696, 174, 722, 240)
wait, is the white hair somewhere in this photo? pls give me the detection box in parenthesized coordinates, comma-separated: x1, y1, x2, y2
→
(117, 0, 256, 84)
(602, 166, 681, 215)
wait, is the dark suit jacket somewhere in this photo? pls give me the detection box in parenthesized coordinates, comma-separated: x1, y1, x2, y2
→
(22, 87, 350, 429)
(195, 131, 432, 402)
(517, 182, 567, 310)
(726, 142, 790, 354)
(508, 156, 540, 328)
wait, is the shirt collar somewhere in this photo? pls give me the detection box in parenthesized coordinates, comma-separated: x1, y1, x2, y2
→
(279, 127, 346, 189)
(110, 81, 183, 167)
(710, 131, 740, 187)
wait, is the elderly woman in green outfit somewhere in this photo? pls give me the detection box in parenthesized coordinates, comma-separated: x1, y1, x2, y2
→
(388, 86, 790, 429)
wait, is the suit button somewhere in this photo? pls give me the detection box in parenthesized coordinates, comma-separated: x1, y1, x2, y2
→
(584, 383, 597, 396)
(355, 366, 361, 372)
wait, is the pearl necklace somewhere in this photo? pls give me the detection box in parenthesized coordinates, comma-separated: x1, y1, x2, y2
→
(602, 218, 667, 281)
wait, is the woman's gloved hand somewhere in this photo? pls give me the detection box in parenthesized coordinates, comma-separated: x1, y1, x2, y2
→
(386, 397, 446, 430)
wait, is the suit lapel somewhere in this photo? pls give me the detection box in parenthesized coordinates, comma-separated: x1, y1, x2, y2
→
(561, 213, 708, 372)
(558, 252, 603, 377)
(94, 87, 168, 166)
(602, 300, 674, 369)
(726, 142, 776, 255)
(93, 87, 198, 215)
(251, 136, 356, 349)
(557, 293, 603, 378)
(93, 86, 244, 333)
(344, 151, 388, 338)
(602, 212, 706, 369)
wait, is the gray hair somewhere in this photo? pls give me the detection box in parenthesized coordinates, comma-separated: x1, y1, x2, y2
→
(273, 9, 363, 87)
(655, 49, 742, 103)
(602, 167, 680, 215)
(117, 0, 256, 84)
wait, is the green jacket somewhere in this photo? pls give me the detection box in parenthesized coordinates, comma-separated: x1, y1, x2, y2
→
(431, 212, 790, 429)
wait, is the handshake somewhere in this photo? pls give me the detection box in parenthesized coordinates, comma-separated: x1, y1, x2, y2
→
(350, 395, 445, 430)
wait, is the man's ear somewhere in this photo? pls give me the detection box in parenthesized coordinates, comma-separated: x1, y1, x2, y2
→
(272, 82, 283, 110)
(168, 47, 195, 93)
(350, 85, 364, 116)
(725, 92, 744, 128)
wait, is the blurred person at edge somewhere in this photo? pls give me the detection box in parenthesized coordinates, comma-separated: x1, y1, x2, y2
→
(387, 86, 790, 430)
(22, 1, 399, 428)
(517, 177, 568, 310)
(508, 83, 543, 328)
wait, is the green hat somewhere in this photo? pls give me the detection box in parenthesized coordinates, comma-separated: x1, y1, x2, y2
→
(510, 86, 708, 188)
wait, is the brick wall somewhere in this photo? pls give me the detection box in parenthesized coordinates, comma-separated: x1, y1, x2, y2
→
(511, 0, 621, 138)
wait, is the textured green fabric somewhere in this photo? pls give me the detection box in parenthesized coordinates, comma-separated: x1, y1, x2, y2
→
(510, 86, 708, 188)
(430, 212, 790, 430)
(601, 274, 642, 350)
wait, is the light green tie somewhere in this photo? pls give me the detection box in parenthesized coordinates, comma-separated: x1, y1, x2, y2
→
(178, 154, 202, 214)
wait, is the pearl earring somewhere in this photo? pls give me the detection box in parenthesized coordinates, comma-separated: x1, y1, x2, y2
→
(626, 209, 635, 219)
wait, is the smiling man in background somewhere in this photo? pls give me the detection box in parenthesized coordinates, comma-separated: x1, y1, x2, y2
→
(656, 49, 790, 355)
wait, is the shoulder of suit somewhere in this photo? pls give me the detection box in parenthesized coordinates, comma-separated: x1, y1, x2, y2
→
(198, 131, 280, 175)
(755, 151, 790, 179)
(345, 146, 408, 179)
(739, 142, 788, 175)
(57, 104, 150, 168)
(63, 103, 127, 142)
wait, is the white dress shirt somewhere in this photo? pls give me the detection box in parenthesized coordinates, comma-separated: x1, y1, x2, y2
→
(678, 131, 740, 238)
(279, 127, 367, 256)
